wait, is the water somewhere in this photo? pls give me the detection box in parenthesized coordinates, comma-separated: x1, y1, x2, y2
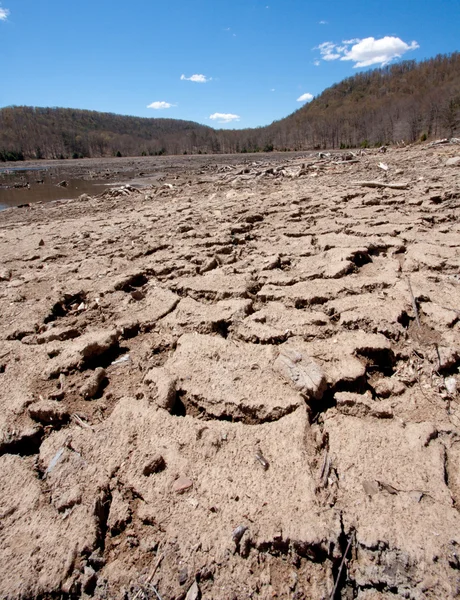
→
(0, 171, 109, 211)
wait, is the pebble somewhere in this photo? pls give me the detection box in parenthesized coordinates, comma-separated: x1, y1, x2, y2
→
(173, 476, 193, 494)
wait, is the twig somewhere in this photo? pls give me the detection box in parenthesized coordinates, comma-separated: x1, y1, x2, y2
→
(353, 180, 409, 190)
(406, 276, 421, 328)
(72, 413, 94, 431)
(330, 531, 355, 600)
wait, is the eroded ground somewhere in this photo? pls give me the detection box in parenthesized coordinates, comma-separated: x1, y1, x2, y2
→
(0, 145, 460, 599)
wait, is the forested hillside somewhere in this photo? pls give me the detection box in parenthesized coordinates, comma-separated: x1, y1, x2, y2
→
(1, 53, 459, 160)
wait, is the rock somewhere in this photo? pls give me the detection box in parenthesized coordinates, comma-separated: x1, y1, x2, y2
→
(144, 367, 177, 411)
(179, 566, 189, 585)
(185, 580, 200, 600)
(445, 156, 460, 167)
(28, 400, 70, 425)
(173, 476, 193, 494)
(143, 454, 166, 476)
(273, 347, 327, 401)
(79, 367, 107, 399)
(445, 377, 457, 395)
(56, 180, 68, 187)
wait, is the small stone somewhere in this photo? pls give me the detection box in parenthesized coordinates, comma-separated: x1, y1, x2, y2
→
(445, 377, 457, 395)
(178, 566, 188, 586)
(446, 156, 460, 167)
(38, 239, 45, 247)
(143, 454, 166, 476)
(173, 476, 193, 494)
(185, 580, 200, 600)
(362, 480, 380, 497)
(232, 525, 247, 544)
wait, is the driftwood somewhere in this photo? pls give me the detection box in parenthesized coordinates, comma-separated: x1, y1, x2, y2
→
(353, 180, 409, 190)
(425, 137, 460, 148)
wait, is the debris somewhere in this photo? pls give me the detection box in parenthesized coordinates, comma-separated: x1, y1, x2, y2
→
(329, 532, 355, 600)
(255, 449, 269, 470)
(56, 180, 68, 187)
(378, 162, 389, 171)
(406, 276, 421, 328)
(111, 354, 131, 366)
(353, 180, 409, 190)
(45, 447, 65, 477)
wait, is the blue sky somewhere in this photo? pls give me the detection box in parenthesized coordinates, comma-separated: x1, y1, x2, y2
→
(1, 0, 459, 129)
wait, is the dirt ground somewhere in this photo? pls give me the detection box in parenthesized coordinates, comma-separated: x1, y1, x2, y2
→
(0, 144, 460, 600)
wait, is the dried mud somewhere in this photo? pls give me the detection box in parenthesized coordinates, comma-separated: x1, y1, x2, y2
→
(0, 146, 460, 600)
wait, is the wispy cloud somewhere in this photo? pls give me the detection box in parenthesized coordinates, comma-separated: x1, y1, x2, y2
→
(147, 101, 176, 110)
(314, 36, 419, 68)
(319, 20, 328, 25)
(297, 93, 313, 103)
(271, 88, 276, 92)
(0, 6, 10, 20)
(313, 60, 321, 67)
(317, 41, 342, 61)
(209, 112, 240, 124)
(180, 73, 211, 83)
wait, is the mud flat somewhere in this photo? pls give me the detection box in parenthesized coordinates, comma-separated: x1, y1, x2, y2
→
(0, 144, 460, 599)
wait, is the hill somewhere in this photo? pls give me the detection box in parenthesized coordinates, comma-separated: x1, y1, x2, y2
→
(1, 53, 459, 159)
(0, 107, 220, 161)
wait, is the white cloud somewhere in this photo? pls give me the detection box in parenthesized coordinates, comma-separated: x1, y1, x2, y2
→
(317, 41, 341, 61)
(209, 112, 240, 124)
(297, 93, 313, 103)
(180, 73, 211, 83)
(0, 6, 10, 20)
(147, 101, 175, 110)
(313, 60, 321, 67)
(271, 88, 276, 92)
(341, 36, 419, 67)
(319, 20, 328, 25)
(314, 36, 419, 68)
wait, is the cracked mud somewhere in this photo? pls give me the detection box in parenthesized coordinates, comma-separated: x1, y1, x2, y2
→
(1, 145, 460, 599)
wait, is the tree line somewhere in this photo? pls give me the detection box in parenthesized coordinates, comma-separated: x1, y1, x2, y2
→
(1, 53, 459, 161)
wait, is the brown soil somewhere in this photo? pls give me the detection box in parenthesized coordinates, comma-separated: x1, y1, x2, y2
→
(0, 145, 460, 600)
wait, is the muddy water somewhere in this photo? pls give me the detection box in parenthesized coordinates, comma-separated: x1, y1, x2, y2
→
(0, 170, 109, 211)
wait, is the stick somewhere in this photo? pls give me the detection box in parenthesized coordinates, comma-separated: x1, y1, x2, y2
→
(353, 181, 409, 190)
(330, 532, 355, 600)
(406, 276, 421, 328)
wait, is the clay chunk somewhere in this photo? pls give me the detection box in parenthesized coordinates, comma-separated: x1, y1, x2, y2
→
(274, 347, 327, 401)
